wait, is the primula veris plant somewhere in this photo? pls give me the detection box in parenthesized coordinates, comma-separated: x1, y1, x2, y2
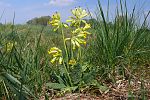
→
(47, 7, 92, 91)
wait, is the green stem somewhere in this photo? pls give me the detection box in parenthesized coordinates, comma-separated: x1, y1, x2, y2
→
(63, 60, 73, 86)
(61, 23, 69, 65)
(70, 35, 74, 59)
(61, 23, 73, 86)
(71, 48, 74, 59)
(77, 47, 81, 61)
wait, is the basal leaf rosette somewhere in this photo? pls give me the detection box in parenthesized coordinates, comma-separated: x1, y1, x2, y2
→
(48, 47, 63, 64)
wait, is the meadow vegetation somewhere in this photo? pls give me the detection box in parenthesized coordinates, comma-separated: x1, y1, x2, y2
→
(0, 0, 150, 99)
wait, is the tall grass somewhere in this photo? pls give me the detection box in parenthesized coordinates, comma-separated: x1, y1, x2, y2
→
(85, 0, 150, 81)
(0, 24, 59, 99)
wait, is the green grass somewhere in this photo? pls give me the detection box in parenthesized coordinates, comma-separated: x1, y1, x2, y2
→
(85, 0, 150, 81)
(0, 24, 60, 99)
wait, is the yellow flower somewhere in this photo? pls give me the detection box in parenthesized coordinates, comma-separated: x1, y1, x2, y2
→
(65, 22, 91, 50)
(67, 7, 88, 27)
(49, 12, 61, 31)
(69, 59, 76, 65)
(73, 27, 91, 38)
(48, 47, 61, 56)
(71, 7, 88, 19)
(48, 47, 63, 64)
(49, 12, 68, 31)
(65, 30, 87, 49)
(76, 33, 87, 38)
(6, 42, 14, 52)
(71, 37, 86, 49)
(83, 23, 91, 30)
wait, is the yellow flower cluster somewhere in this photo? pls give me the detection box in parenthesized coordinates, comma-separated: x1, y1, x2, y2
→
(48, 7, 91, 64)
(48, 47, 63, 64)
(66, 7, 91, 49)
(69, 59, 76, 65)
(49, 12, 68, 31)
(72, 7, 88, 19)
(48, 12, 61, 31)
(67, 7, 88, 27)
(6, 42, 14, 52)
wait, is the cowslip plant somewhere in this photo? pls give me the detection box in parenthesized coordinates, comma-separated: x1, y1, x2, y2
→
(46, 7, 97, 93)
(46, 7, 109, 95)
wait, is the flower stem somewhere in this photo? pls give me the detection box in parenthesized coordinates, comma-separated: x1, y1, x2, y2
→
(62, 61, 73, 86)
(61, 23, 69, 64)
(61, 23, 73, 86)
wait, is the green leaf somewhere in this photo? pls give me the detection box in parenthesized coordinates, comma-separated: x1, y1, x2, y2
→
(14, 51, 23, 70)
(91, 80, 109, 93)
(46, 83, 66, 90)
(81, 63, 89, 72)
(98, 85, 109, 93)
(61, 86, 78, 92)
(82, 71, 95, 84)
(1, 72, 35, 99)
(70, 64, 82, 84)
